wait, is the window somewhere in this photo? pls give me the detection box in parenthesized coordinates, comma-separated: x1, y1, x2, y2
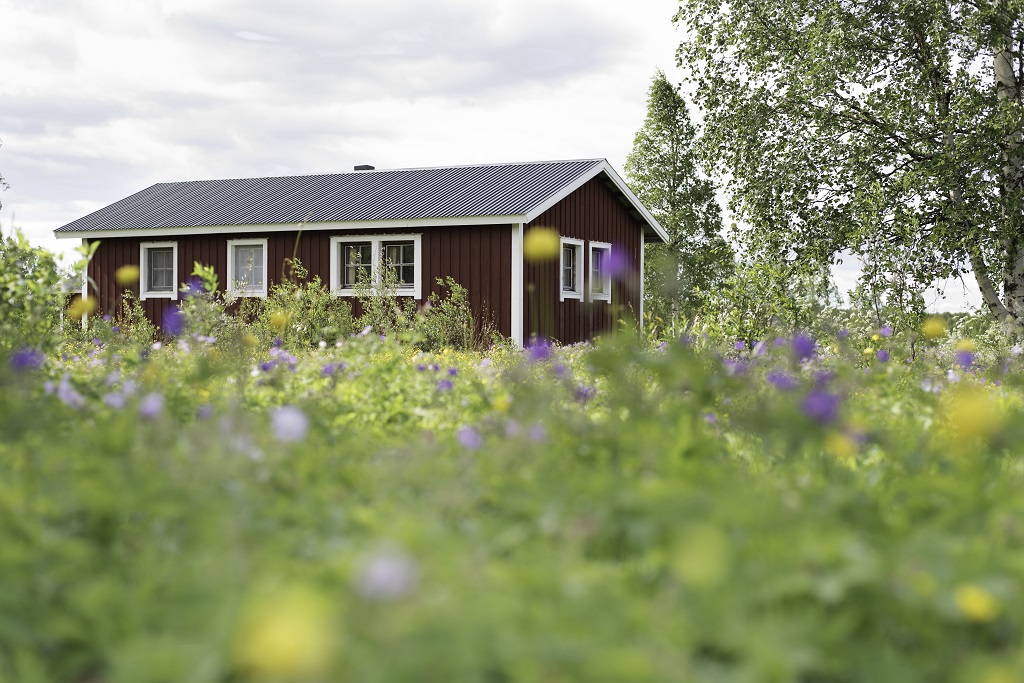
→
(590, 241, 612, 303)
(227, 238, 268, 297)
(559, 237, 584, 301)
(330, 234, 422, 299)
(139, 241, 178, 301)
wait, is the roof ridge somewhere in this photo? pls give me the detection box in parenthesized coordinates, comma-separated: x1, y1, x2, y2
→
(153, 158, 606, 186)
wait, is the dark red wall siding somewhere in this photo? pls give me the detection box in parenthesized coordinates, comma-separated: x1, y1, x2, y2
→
(86, 225, 512, 337)
(524, 176, 645, 344)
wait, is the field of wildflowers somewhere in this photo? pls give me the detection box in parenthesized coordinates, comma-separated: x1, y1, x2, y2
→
(3, 292, 1024, 683)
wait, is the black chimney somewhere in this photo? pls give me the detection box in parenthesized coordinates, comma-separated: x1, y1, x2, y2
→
(354, 164, 375, 171)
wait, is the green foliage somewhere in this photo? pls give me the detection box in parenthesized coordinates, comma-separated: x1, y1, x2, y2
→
(4, 320, 1024, 681)
(353, 256, 418, 338)
(413, 277, 482, 351)
(625, 70, 735, 335)
(252, 259, 356, 348)
(0, 229, 73, 352)
(675, 0, 1024, 322)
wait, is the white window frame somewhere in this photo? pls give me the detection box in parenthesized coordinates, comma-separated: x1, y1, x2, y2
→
(227, 238, 269, 298)
(589, 241, 612, 303)
(139, 241, 178, 301)
(559, 236, 584, 302)
(330, 234, 422, 300)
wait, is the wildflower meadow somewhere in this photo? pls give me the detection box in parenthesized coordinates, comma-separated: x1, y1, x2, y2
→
(4, 235, 1024, 683)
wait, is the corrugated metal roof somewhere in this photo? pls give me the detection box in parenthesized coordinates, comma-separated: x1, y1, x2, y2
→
(55, 159, 609, 234)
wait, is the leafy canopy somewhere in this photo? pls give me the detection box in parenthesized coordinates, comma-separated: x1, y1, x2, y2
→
(675, 0, 1024, 321)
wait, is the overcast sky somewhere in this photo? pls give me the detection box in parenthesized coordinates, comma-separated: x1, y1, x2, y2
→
(0, 0, 980, 311)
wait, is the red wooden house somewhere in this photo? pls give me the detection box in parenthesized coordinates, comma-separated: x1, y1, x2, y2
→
(55, 159, 667, 345)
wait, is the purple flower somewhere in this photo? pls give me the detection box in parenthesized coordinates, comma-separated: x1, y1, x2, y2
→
(416, 364, 427, 371)
(139, 393, 164, 419)
(103, 392, 126, 410)
(792, 334, 815, 361)
(838, 329, 850, 340)
(197, 404, 213, 420)
(575, 384, 596, 403)
(734, 340, 746, 352)
(704, 412, 717, 425)
(767, 370, 799, 391)
(479, 358, 493, 367)
(271, 405, 309, 442)
(321, 362, 345, 377)
(259, 360, 277, 372)
(447, 367, 458, 376)
(91, 338, 102, 346)
(181, 276, 205, 298)
(553, 363, 568, 378)
(801, 390, 840, 424)
(724, 359, 747, 376)
(773, 337, 787, 347)
(436, 379, 454, 392)
(111, 325, 120, 333)
(8, 347, 44, 372)
(528, 423, 547, 443)
(753, 341, 767, 357)
(161, 308, 186, 336)
(527, 338, 552, 362)
(604, 248, 630, 278)
(56, 375, 84, 408)
(102, 314, 112, 322)
(457, 426, 482, 450)
(876, 349, 890, 363)
(880, 325, 893, 338)
(956, 351, 974, 369)
(356, 548, 418, 601)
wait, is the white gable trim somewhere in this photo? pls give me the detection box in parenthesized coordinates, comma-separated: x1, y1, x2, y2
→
(523, 160, 669, 244)
(511, 223, 524, 347)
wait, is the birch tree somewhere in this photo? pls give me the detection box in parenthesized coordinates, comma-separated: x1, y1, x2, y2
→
(676, 0, 1024, 323)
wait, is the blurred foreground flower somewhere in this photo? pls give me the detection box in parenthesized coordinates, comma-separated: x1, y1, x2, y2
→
(802, 390, 840, 424)
(139, 393, 164, 420)
(356, 547, 419, 601)
(457, 425, 482, 450)
(523, 226, 560, 261)
(954, 583, 999, 622)
(922, 316, 946, 339)
(233, 585, 335, 678)
(8, 347, 44, 372)
(67, 296, 97, 319)
(271, 405, 309, 443)
(792, 334, 815, 361)
(114, 264, 140, 286)
(162, 308, 186, 336)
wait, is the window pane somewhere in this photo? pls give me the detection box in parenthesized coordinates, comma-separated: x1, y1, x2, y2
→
(342, 243, 372, 287)
(592, 249, 607, 294)
(233, 244, 264, 290)
(382, 241, 415, 287)
(147, 247, 174, 292)
(563, 245, 576, 291)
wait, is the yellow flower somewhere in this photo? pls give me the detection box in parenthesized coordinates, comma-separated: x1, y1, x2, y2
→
(493, 393, 512, 413)
(270, 311, 290, 330)
(523, 227, 561, 262)
(824, 432, 858, 466)
(954, 583, 999, 622)
(863, 347, 874, 355)
(115, 264, 141, 286)
(871, 334, 880, 341)
(241, 333, 259, 347)
(942, 387, 1004, 446)
(233, 585, 335, 678)
(921, 316, 946, 339)
(955, 338, 977, 353)
(67, 296, 97, 318)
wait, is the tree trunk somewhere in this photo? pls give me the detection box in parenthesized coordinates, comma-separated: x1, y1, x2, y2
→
(995, 0, 1024, 320)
